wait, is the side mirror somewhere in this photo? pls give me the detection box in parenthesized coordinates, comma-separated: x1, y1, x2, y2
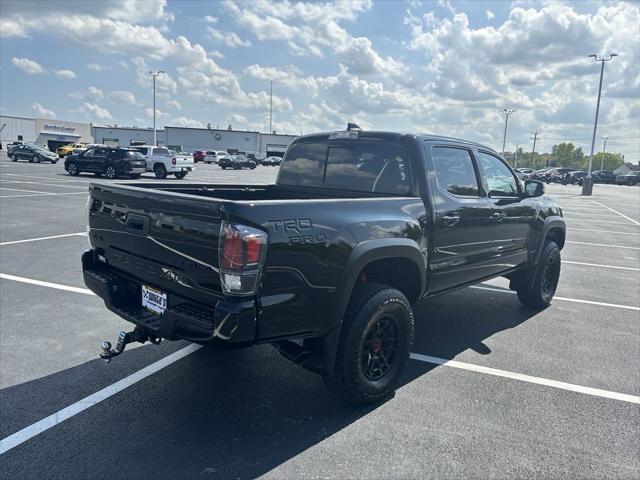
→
(524, 180, 545, 197)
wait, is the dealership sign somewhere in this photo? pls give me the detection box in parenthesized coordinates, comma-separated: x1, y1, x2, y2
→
(44, 124, 75, 133)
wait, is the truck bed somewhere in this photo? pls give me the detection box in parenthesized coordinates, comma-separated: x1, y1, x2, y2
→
(106, 182, 400, 202)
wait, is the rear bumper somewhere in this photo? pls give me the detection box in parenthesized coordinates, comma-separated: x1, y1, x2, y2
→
(82, 250, 257, 343)
(167, 166, 193, 173)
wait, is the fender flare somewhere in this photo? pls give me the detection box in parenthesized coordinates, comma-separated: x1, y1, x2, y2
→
(533, 216, 565, 266)
(319, 239, 426, 374)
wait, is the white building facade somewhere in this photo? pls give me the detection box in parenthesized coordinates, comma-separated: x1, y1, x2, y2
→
(0, 115, 93, 151)
(92, 125, 297, 157)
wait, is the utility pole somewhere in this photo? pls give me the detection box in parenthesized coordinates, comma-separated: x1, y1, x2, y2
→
(600, 136, 608, 170)
(149, 70, 164, 145)
(269, 80, 273, 134)
(582, 53, 617, 195)
(501, 109, 515, 156)
(530, 131, 538, 167)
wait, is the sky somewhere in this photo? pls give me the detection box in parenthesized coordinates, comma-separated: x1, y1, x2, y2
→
(1, 0, 638, 159)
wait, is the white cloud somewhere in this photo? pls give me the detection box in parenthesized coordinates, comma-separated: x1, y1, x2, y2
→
(166, 100, 182, 110)
(76, 102, 112, 120)
(203, 15, 218, 24)
(224, 0, 409, 84)
(53, 69, 76, 79)
(209, 28, 252, 48)
(227, 114, 248, 125)
(208, 49, 225, 59)
(32, 102, 55, 118)
(486, 9, 495, 20)
(145, 107, 169, 120)
(109, 90, 137, 104)
(12, 57, 45, 74)
(170, 116, 204, 128)
(88, 86, 104, 101)
(87, 62, 111, 72)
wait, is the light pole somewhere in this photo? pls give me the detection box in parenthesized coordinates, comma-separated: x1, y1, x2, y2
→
(600, 136, 608, 170)
(149, 70, 164, 145)
(582, 53, 617, 195)
(501, 109, 515, 156)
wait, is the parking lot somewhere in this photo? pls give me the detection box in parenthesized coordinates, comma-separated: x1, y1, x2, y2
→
(0, 152, 638, 479)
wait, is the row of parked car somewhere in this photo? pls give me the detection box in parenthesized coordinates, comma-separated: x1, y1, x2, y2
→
(192, 149, 282, 168)
(515, 167, 639, 186)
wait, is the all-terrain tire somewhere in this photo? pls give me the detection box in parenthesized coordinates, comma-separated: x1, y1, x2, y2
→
(516, 241, 561, 308)
(324, 282, 414, 405)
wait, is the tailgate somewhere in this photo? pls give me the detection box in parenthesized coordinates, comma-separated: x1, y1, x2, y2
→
(175, 155, 194, 167)
(88, 183, 223, 298)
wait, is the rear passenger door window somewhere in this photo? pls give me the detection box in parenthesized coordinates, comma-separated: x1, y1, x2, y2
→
(431, 147, 481, 197)
(476, 151, 519, 197)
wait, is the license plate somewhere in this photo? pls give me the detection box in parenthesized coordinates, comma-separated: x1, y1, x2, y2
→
(142, 285, 167, 315)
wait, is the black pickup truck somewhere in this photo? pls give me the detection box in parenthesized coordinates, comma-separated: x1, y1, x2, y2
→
(83, 128, 565, 404)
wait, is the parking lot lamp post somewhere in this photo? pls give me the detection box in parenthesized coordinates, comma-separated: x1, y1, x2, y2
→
(149, 71, 165, 145)
(600, 136, 608, 170)
(582, 54, 617, 195)
(501, 109, 516, 156)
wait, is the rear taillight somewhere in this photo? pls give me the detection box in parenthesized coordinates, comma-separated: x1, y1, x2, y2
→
(171, 157, 176, 165)
(219, 221, 267, 295)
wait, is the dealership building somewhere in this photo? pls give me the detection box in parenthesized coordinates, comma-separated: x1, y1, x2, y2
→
(0, 115, 93, 151)
(92, 125, 297, 157)
(1, 114, 298, 158)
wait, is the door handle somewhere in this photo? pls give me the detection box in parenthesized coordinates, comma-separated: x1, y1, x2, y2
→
(492, 212, 506, 221)
(442, 214, 460, 226)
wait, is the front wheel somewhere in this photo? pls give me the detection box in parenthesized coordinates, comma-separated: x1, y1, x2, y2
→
(105, 165, 117, 179)
(67, 161, 79, 176)
(10, 154, 17, 162)
(221, 166, 227, 170)
(154, 164, 167, 179)
(324, 283, 414, 405)
(515, 241, 561, 308)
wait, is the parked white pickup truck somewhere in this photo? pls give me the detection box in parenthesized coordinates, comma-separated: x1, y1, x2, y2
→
(133, 146, 194, 179)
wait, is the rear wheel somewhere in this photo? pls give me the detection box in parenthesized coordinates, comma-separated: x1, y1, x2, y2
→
(33, 155, 40, 163)
(324, 283, 414, 405)
(154, 164, 167, 179)
(105, 165, 117, 179)
(515, 241, 561, 308)
(174, 171, 187, 179)
(67, 161, 79, 176)
(10, 154, 17, 162)
(221, 166, 227, 170)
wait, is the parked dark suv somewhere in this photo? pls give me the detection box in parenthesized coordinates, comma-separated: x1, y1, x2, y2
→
(218, 155, 257, 170)
(590, 170, 616, 184)
(65, 147, 147, 179)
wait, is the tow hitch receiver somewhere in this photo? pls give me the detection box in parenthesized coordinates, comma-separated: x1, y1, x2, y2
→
(100, 327, 161, 362)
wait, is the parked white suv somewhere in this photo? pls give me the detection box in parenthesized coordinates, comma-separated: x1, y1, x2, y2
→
(204, 150, 227, 164)
(133, 146, 194, 179)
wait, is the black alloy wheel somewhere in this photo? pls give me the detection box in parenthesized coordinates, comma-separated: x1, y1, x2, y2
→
(361, 315, 399, 381)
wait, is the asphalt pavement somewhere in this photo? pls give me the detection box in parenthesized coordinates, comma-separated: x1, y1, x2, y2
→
(0, 153, 638, 479)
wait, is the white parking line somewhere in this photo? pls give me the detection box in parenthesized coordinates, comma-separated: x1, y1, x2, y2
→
(0, 191, 88, 198)
(567, 218, 639, 227)
(593, 201, 640, 226)
(567, 228, 640, 236)
(410, 353, 640, 404)
(470, 285, 640, 311)
(0, 232, 86, 246)
(2, 173, 90, 184)
(1, 179, 87, 189)
(563, 260, 640, 271)
(0, 186, 51, 194)
(566, 240, 640, 250)
(0, 344, 203, 455)
(0, 273, 94, 295)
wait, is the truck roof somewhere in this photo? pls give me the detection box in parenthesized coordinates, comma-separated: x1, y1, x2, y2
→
(295, 130, 498, 154)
